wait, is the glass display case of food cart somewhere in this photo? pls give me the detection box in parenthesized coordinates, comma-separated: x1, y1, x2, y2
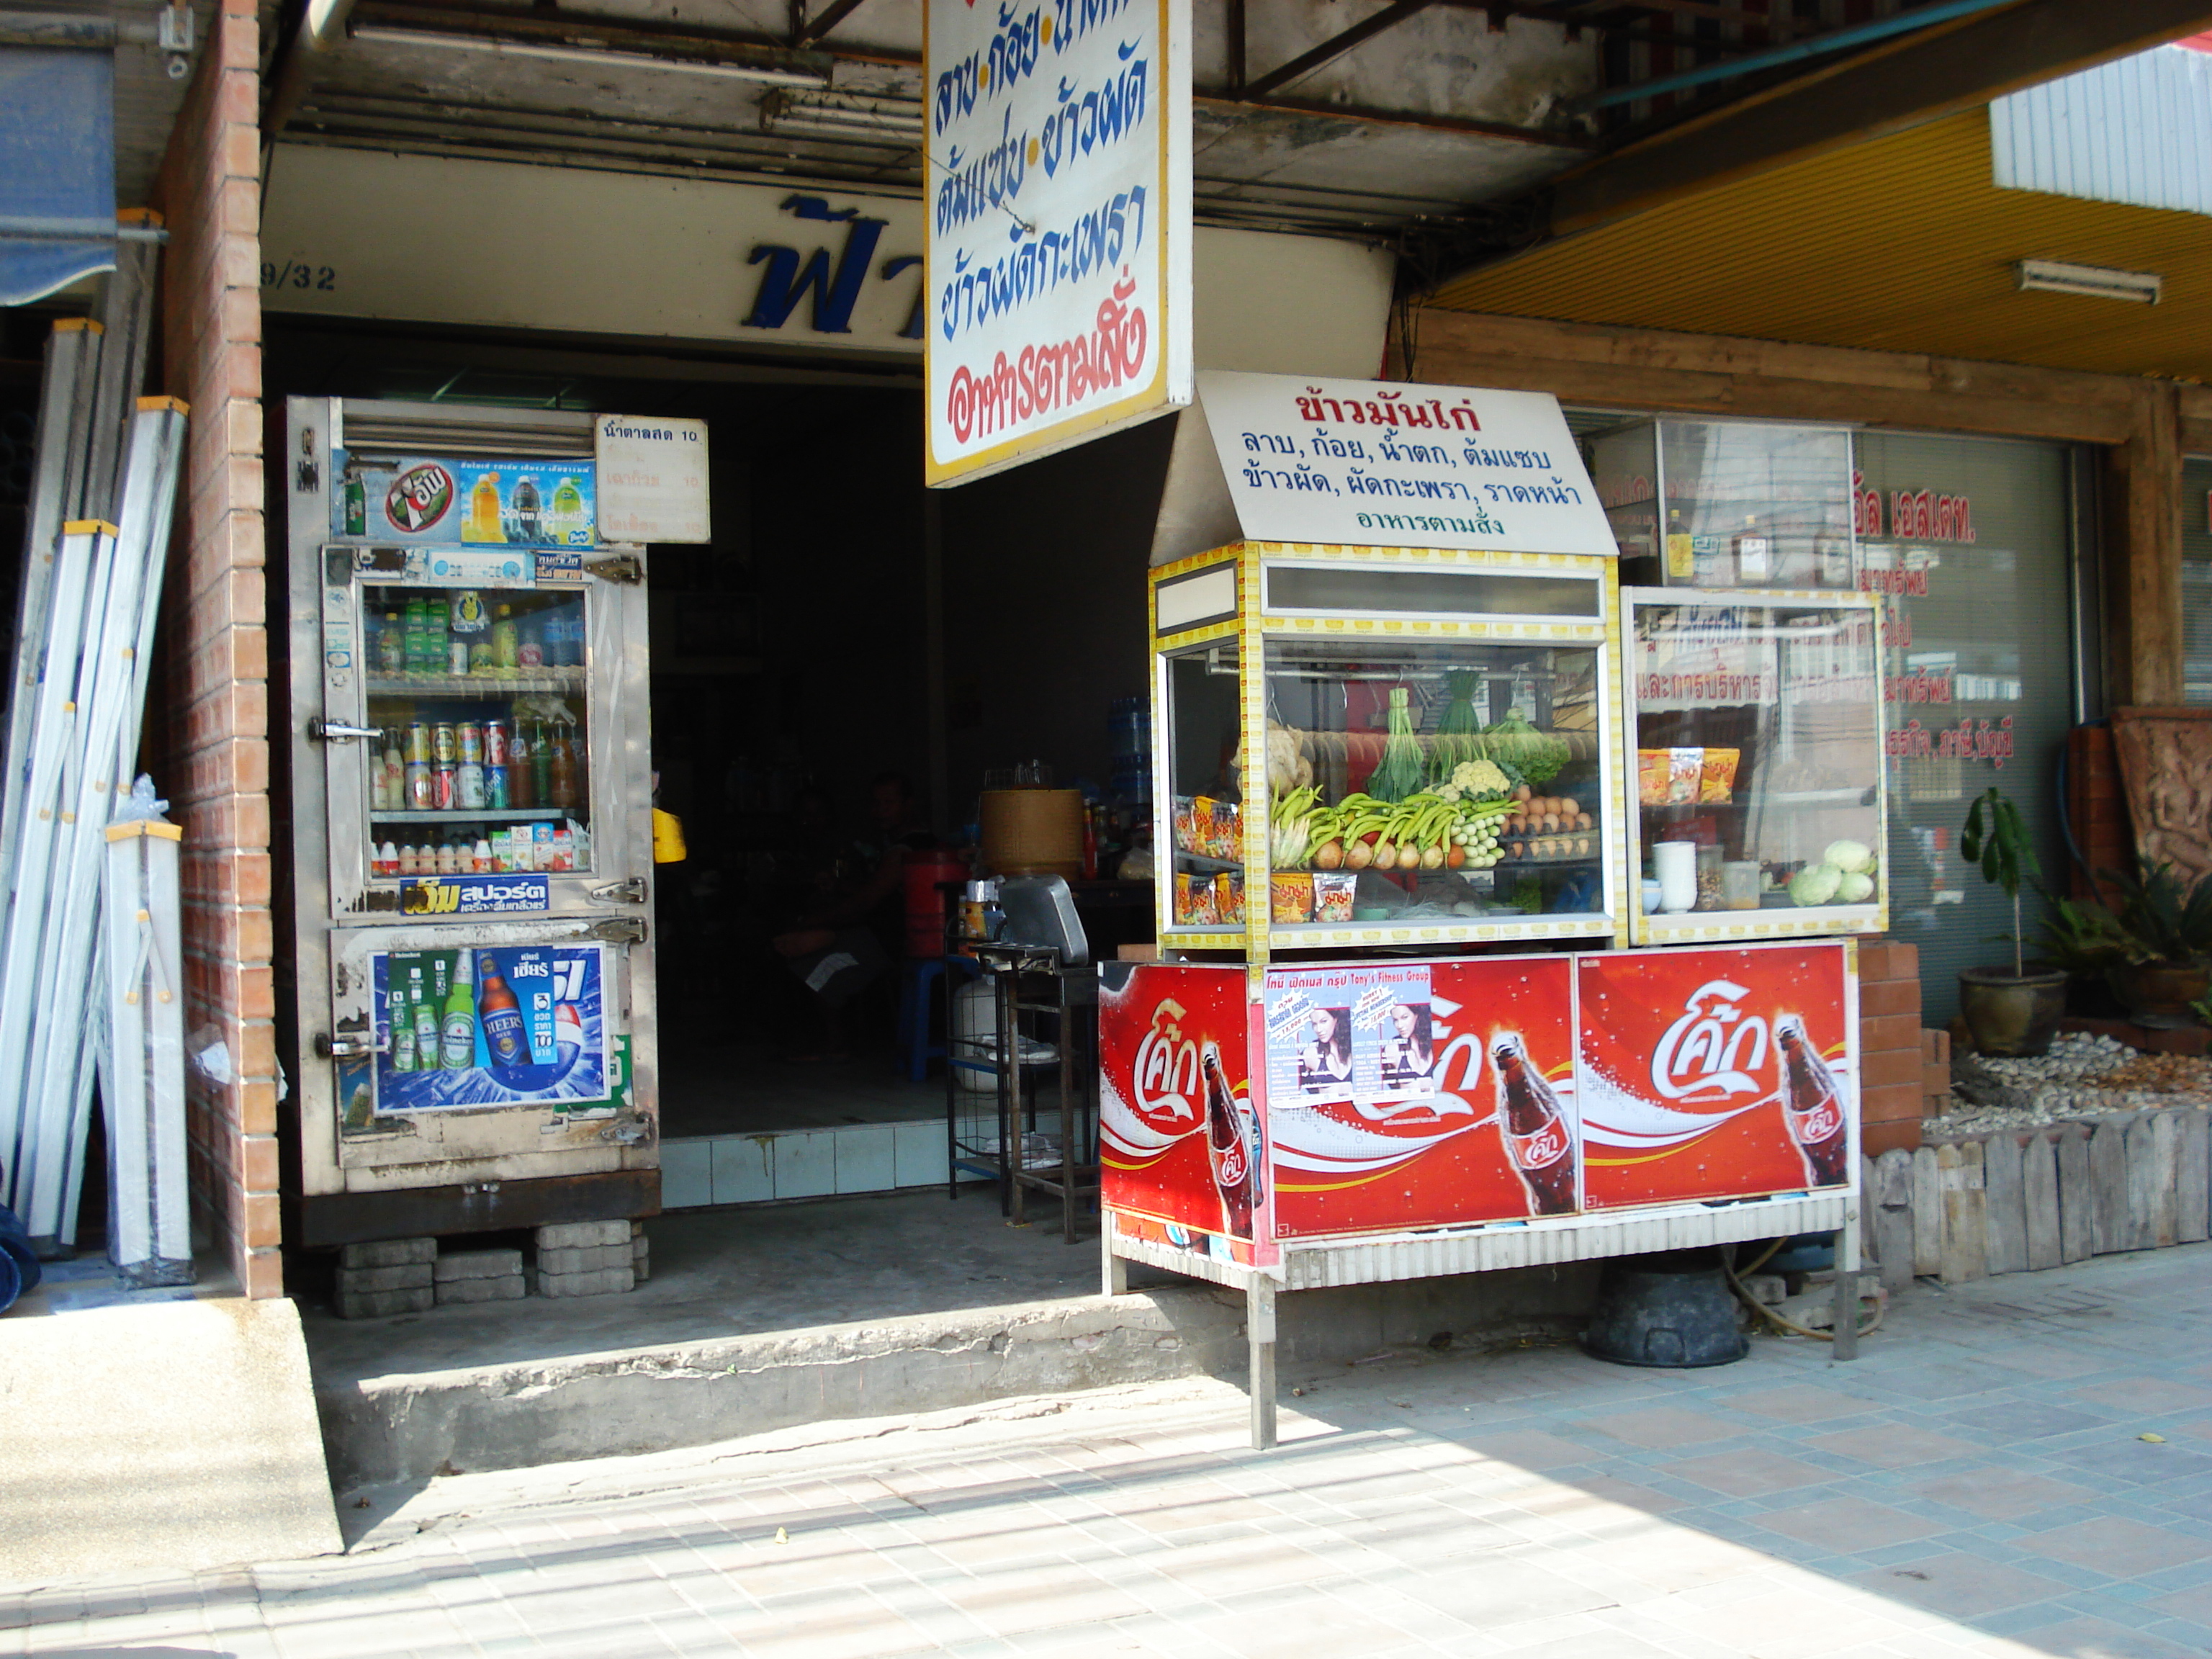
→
(1619, 588, 1887, 945)
(1151, 542, 1625, 958)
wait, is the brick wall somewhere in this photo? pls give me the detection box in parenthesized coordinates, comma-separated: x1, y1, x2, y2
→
(149, 0, 278, 1298)
(1858, 940, 1924, 1156)
(2065, 723, 2129, 905)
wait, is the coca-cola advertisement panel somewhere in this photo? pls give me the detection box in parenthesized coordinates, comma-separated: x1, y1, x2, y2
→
(1262, 958, 1578, 1238)
(1098, 963, 1269, 1262)
(1577, 943, 1853, 1210)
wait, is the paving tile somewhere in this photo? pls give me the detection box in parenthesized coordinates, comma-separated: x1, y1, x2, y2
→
(1846, 1552, 2074, 1621)
(1744, 1496, 1951, 1557)
(2070, 1378, 2212, 1417)
(1719, 1386, 1887, 1424)
(1907, 1468, 2100, 1521)
(2015, 1515, 2212, 1578)
(1575, 1408, 1748, 1452)
(1658, 1448, 1840, 1498)
(1452, 1429, 1609, 1470)
(1801, 1426, 1984, 1471)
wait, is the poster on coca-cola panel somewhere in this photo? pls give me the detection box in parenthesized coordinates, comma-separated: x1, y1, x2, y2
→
(1097, 962, 1272, 1267)
(1262, 958, 1578, 1238)
(1576, 943, 1854, 1210)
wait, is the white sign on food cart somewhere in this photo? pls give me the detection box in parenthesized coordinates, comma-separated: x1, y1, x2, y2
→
(924, 0, 1192, 486)
(596, 414, 711, 544)
(1197, 372, 1619, 556)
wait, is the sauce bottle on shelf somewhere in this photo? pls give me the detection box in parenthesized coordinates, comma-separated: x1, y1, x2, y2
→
(548, 729, 577, 809)
(378, 611, 403, 675)
(491, 605, 519, 673)
(532, 724, 554, 808)
(509, 722, 536, 809)
(517, 610, 544, 670)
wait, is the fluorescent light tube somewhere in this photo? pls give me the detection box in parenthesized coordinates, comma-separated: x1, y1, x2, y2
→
(351, 25, 830, 88)
(2014, 259, 2162, 304)
(759, 89, 924, 140)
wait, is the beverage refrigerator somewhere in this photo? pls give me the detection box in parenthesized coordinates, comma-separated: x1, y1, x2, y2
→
(282, 397, 659, 1248)
(1097, 374, 1886, 1447)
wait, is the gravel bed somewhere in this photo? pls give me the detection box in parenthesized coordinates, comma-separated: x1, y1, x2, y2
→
(1925, 1031, 2212, 1138)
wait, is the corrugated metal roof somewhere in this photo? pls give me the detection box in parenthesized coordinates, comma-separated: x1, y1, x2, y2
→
(1424, 108, 2212, 382)
(1992, 45, 2212, 220)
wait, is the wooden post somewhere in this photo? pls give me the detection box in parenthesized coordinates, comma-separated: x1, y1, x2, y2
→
(2056, 1123, 2094, 1264)
(2104, 385, 2183, 708)
(2022, 1130, 2062, 1272)
(1248, 1275, 1277, 1450)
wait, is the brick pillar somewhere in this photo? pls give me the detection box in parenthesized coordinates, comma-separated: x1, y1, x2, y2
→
(1857, 940, 1924, 1156)
(149, 0, 278, 1298)
(2065, 723, 2129, 904)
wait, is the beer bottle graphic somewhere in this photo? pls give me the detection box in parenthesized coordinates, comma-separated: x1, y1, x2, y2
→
(1776, 1015, 1850, 1187)
(441, 950, 477, 1071)
(477, 951, 531, 1076)
(1201, 1043, 1257, 1238)
(1492, 1031, 1577, 1215)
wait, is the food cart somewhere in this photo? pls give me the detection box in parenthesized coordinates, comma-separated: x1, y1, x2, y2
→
(1099, 373, 1887, 1444)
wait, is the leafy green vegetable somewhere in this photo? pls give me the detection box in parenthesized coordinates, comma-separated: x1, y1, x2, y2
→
(1367, 686, 1426, 803)
(1482, 709, 1570, 787)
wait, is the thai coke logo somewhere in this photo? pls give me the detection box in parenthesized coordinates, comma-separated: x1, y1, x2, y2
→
(1131, 999, 1201, 1129)
(1789, 1099, 1843, 1145)
(387, 464, 455, 532)
(1511, 1121, 1569, 1169)
(1213, 1136, 1248, 1188)
(1651, 979, 1771, 1104)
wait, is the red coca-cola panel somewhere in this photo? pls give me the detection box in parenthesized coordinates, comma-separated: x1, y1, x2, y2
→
(1097, 963, 1266, 1252)
(1264, 957, 1578, 1238)
(1576, 943, 1853, 1210)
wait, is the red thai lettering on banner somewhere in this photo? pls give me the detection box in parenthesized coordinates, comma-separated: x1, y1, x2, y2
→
(944, 269, 1149, 445)
(1884, 670, 1954, 705)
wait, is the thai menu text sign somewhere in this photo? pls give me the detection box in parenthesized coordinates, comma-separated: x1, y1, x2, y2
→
(1198, 371, 1618, 555)
(925, 0, 1192, 486)
(596, 415, 711, 544)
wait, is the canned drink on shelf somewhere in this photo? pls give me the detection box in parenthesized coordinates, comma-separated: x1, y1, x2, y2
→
(432, 723, 458, 763)
(457, 762, 487, 810)
(405, 760, 433, 810)
(449, 640, 470, 676)
(404, 722, 431, 764)
(485, 763, 509, 810)
(458, 722, 485, 764)
(433, 762, 458, 811)
(484, 721, 510, 766)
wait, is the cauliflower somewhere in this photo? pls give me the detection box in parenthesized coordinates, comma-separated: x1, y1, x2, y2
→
(1447, 758, 1512, 799)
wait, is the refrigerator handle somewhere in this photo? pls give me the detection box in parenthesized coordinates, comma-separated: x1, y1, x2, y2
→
(311, 719, 384, 742)
(315, 1031, 374, 1059)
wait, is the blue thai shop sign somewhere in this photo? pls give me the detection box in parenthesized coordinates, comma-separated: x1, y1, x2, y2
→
(0, 48, 117, 305)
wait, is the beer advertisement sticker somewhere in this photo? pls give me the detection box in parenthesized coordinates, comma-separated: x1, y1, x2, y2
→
(1575, 943, 1853, 1210)
(923, 0, 1194, 486)
(369, 944, 610, 1112)
(595, 414, 711, 544)
(1264, 958, 1579, 1239)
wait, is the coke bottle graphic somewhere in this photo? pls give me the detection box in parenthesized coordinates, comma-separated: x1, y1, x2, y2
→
(1776, 1014, 1850, 1186)
(1201, 1043, 1257, 1238)
(1492, 1032, 1577, 1215)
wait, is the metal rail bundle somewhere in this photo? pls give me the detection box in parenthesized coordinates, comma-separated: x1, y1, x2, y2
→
(0, 245, 188, 1256)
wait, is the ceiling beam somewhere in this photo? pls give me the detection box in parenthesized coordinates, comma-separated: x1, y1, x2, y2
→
(793, 0, 872, 49)
(1243, 0, 1439, 100)
(1521, 0, 2212, 247)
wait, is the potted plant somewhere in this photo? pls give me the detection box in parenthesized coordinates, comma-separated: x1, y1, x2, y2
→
(2038, 862, 2212, 1029)
(1956, 786, 2067, 1056)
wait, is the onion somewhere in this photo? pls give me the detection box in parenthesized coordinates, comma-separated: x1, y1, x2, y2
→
(1312, 839, 1344, 870)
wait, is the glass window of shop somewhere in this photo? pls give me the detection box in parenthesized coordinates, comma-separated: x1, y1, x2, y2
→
(1853, 432, 2074, 1024)
(2183, 458, 2212, 704)
(1576, 413, 2079, 1026)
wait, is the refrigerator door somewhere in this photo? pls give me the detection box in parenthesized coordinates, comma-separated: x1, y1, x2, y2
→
(325, 920, 650, 1174)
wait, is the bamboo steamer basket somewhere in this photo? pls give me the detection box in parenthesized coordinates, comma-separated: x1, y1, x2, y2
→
(979, 788, 1084, 879)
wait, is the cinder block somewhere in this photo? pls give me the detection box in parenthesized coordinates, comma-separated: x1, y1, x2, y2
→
(335, 1285, 435, 1319)
(339, 1237, 436, 1269)
(533, 1267, 635, 1299)
(631, 1233, 649, 1284)
(436, 1275, 526, 1305)
(337, 1262, 433, 1295)
(536, 1244, 631, 1275)
(535, 1220, 631, 1250)
(435, 1248, 523, 1283)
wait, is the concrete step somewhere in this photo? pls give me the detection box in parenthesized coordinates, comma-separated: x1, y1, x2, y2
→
(319, 1286, 1243, 1492)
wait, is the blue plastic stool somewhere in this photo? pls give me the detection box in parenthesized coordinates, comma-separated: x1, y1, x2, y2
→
(897, 955, 981, 1082)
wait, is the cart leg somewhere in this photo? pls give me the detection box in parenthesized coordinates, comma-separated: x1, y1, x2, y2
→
(1247, 1277, 1277, 1451)
(1831, 1205, 1862, 1361)
(1102, 1227, 1128, 1296)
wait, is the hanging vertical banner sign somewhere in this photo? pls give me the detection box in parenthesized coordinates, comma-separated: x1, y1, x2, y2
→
(924, 0, 1192, 487)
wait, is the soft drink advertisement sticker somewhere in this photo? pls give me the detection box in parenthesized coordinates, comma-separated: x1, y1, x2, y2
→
(1575, 943, 1853, 1209)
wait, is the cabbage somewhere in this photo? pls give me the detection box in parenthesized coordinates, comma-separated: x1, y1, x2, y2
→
(1823, 840, 1874, 876)
(1837, 871, 1875, 904)
(1790, 863, 1843, 907)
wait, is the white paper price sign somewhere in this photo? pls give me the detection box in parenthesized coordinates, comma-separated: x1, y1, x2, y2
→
(595, 414, 711, 544)
(924, 0, 1192, 486)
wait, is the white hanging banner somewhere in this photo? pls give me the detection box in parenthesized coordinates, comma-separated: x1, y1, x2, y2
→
(1196, 371, 1619, 557)
(924, 0, 1192, 487)
(595, 414, 711, 544)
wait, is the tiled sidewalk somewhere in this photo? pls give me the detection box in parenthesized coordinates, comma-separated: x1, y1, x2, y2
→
(12, 1244, 2212, 1658)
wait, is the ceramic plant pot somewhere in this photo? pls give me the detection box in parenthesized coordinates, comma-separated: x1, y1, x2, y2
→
(1956, 967, 2069, 1058)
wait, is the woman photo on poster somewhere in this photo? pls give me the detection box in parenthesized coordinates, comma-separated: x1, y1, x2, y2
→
(1378, 1001, 1435, 1091)
(1298, 1006, 1354, 1094)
